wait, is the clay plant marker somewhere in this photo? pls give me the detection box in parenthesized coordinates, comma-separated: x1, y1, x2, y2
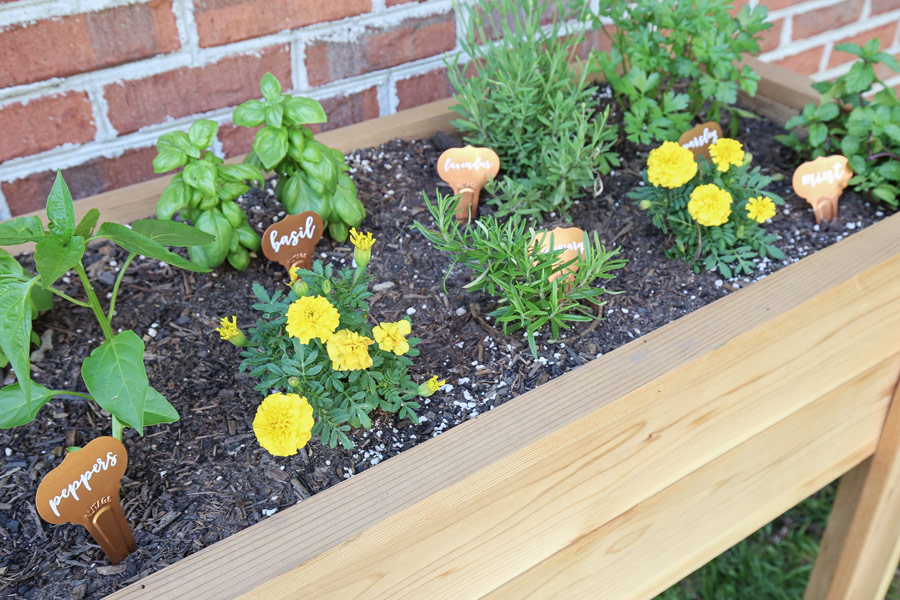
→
(679, 121, 724, 160)
(35, 436, 136, 564)
(262, 211, 324, 273)
(437, 145, 500, 223)
(531, 226, 586, 284)
(792, 155, 853, 224)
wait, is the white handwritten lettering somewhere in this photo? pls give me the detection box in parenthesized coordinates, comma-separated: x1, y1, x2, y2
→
(682, 127, 719, 150)
(48, 451, 118, 518)
(269, 216, 317, 253)
(443, 157, 494, 172)
(540, 241, 585, 254)
(800, 162, 846, 187)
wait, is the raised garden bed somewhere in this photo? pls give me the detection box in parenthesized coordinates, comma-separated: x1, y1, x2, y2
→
(2, 57, 900, 599)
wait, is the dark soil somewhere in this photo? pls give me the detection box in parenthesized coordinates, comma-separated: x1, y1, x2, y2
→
(0, 96, 890, 599)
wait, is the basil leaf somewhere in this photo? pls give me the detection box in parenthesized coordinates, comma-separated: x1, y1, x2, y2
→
(183, 161, 218, 197)
(233, 99, 266, 127)
(188, 119, 218, 149)
(260, 72, 283, 103)
(283, 97, 327, 125)
(252, 126, 289, 170)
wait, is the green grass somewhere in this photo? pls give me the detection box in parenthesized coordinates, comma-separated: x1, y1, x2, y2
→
(656, 483, 900, 599)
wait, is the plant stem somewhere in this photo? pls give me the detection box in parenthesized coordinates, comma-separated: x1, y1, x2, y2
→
(46, 287, 90, 308)
(74, 261, 115, 341)
(52, 390, 94, 400)
(869, 151, 900, 161)
(111, 416, 124, 440)
(107, 252, 136, 323)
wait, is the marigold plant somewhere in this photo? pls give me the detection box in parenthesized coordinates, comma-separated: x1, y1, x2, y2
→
(226, 233, 434, 450)
(630, 138, 785, 278)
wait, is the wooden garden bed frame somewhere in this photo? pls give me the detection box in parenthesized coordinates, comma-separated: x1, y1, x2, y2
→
(5, 58, 899, 599)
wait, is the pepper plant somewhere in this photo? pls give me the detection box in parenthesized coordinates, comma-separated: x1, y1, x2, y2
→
(153, 119, 264, 270)
(0, 172, 212, 438)
(777, 39, 900, 209)
(235, 73, 366, 242)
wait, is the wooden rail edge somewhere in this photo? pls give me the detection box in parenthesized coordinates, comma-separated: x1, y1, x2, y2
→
(4, 54, 816, 256)
(108, 207, 900, 599)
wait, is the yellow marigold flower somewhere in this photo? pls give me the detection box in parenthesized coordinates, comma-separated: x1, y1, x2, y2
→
(349, 227, 375, 274)
(216, 315, 248, 346)
(688, 184, 733, 227)
(647, 141, 697, 189)
(372, 320, 412, 355)
(417, 375, 446, 397)
(709, 138, 745, 173)
(326, 329, 374, 371)
(746, 196, 776, 223)
(252, 392, 314, 457)
(285, 295, 340, 344)
(349, 227, 375, 251)
(288, 265, 301, 284)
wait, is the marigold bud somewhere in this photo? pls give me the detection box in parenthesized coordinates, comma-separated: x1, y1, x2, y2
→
(287, 376, 301, 388)
(291, 278, 309, 297)
(417, 375, 446, 397)
(321, 279, 332, 295)
(639, 200, 653, 210)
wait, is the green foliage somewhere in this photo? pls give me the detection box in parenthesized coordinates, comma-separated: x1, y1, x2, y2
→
(591, 0, 770, 143)
(235, 72, 366, 242)
(777, 39, 900, 209)
(154, 118, 264, 270)
(630, 147, 784, 278)
(414, 190, 626, 356)
(447, 0, 620, 221)
(239, 262, 424, 449)
(0, 171, 212, 435)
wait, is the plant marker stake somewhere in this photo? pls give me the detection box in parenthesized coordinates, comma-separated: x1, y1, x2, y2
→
(531, 226, 587, 286)
(35, 436, 136, 564)
(261, 211, 324, 273)
(792, 155, 853, 224)
(678, 121, 723, 160)
(436, 146, 500, 223)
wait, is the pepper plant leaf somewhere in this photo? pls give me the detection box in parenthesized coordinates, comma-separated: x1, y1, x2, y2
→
(0, 215, 45, 245)
(0, 381, 59, 429)
(131, 219, 215, 247)
(81, 330, 149, 435)
(74, 208, 101, 238)
(0, 276, 38, 404)
(46, 171, 75, 245)
(95, 222, 211, 272)
(34, 235, 85, 288)
(142, 386, 180, 427)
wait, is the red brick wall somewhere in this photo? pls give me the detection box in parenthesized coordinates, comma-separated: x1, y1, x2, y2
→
(0, 0, 896, 217)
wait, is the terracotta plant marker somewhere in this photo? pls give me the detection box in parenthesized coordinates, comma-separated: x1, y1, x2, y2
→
(532, 226, 586, 283)
(35, 436, 136, 564)
(679, 122, 724, 160)
(437, 146, 500, 222)
(262, 211, 324, 273)
(792, 155, 853, 224)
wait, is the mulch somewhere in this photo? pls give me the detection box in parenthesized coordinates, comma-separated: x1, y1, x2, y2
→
(0, 92, 890, 599)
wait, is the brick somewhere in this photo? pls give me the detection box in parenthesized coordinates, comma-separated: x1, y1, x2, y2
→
(758, 0, 806, 11)
(872, 0, 900, 15)
(791, 0, 863, 40)
(0, 92, 95, 163)
(104, 45, 290, 134)
(396, 68, 453, 110)
(219, 122, 259, 158)
(829, 22, 898, 68)
(0, 0, 179, 88)
(3, 146, 157, 216)
(771, 45, 824, 75)
(194, 0, 371, 48)
(386, 0, 425, 5)
(759, 18, 783, 53)
(306, 12, 456, 86)
(308, 87, 380, 134)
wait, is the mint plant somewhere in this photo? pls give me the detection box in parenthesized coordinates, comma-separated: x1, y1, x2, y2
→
(447, 0, 619, 221)
(234, 73, 366, 242)
(590, 0, 771, 143)
(414, 191, 627, 356)
(0, 172, 213, 438)
(153, 119, 264, 271)
(777, 39, 900, 209)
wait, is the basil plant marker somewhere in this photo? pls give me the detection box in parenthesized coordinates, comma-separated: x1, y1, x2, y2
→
(0, 171, 213, 439)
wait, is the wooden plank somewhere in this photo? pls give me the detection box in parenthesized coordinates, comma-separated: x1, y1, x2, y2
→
(739, 56, 817, 126)
(2, 98, 456, 256)
(108, 212, 900, 600)
(804, 459, 872, 600)
(818, 374, 900, 599)
(238, 234, 900, 600)
(485, 356, 900, 600)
